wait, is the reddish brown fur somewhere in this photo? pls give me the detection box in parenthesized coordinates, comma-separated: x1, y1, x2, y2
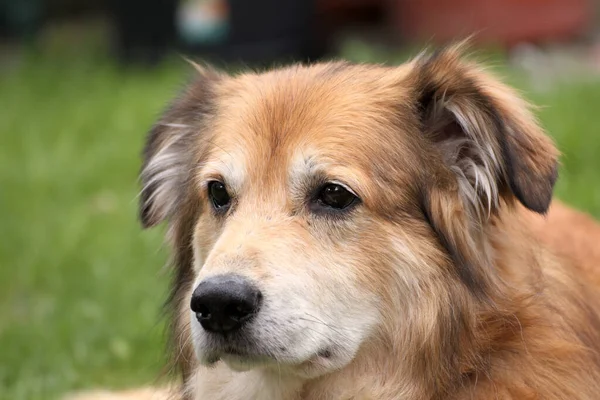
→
(69, 44, 600, 400)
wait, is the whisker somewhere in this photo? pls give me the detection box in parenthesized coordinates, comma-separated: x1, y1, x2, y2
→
(299, 312, 361, 340)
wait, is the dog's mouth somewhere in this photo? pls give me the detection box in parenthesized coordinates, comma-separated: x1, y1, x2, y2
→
(205, 346, 275, 371)
(203, 342, 268, 365)
(223, 347, 249, 357)
(204, 343, 335, 370)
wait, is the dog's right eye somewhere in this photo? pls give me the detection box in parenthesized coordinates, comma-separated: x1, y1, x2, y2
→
(311, 182, 359, 214)
(208, 181, 231, 210)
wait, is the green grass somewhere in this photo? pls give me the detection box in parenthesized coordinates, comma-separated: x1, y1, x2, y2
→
(1, 43, 600, 400)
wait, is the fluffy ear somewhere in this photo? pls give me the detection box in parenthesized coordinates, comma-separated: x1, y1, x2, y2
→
(411, 44, 559, 218)
(139, 65, 221, 228)
(409, 44, 559, 295)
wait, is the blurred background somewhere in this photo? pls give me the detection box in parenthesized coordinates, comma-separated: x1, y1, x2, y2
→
(2, 0, 600, 399)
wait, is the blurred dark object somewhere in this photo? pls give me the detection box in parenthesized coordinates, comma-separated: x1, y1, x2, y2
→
(317, 0, 385, 43)
(108, 0, 177, 66)
(0, 0, 44, 39)
(393, 0, 592, 47)
(228, 0, 321, 64)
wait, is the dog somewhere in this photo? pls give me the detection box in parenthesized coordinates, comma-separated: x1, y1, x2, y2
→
(69, 43, 600, 399)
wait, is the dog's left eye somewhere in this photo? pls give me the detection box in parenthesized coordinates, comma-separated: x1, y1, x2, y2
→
(316, 183, 358, 210)
(208, 181, 231, 210)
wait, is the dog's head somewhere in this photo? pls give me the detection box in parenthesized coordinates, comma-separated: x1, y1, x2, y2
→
(139, 45, 558, 380)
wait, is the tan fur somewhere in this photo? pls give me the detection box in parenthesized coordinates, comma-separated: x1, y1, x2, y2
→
(70, 44, 600, 399)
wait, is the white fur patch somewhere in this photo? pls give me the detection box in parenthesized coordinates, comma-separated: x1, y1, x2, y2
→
(141, 126, 191, 224)
(431, 99, 502, 219)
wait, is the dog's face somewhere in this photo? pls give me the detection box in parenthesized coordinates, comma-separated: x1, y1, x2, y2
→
(140, 46, 558, 379)
(184, 64, 423, 378)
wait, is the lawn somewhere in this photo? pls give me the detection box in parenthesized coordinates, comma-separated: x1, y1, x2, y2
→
(1, 41, 600, 400)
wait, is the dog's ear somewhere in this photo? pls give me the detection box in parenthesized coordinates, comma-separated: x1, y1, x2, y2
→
(139, 65, 221, 228)
(408, 44, 559, 294)
(410, 44, 559, 218)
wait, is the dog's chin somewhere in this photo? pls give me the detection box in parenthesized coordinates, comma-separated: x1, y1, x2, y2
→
(198, 344, 354, 378)
(199, 345, 272, 371)
(219, 353, 270, 372)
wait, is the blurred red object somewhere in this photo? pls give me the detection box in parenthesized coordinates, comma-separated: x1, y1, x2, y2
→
(392, 0, 591, 47)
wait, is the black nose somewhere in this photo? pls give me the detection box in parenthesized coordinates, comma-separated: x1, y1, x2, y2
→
(190, 274, 262, 334)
